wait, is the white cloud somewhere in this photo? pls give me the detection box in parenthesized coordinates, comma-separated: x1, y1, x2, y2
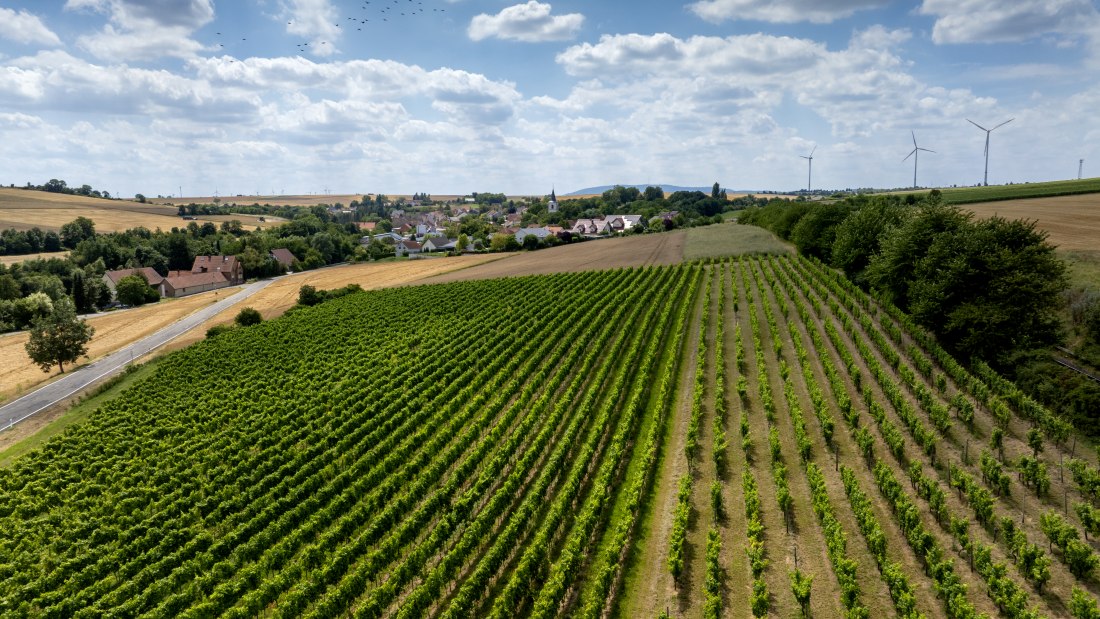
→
(280, 0, 342, 57)
(65, 0, 214, 30)
(919, 0, 1100, 44)
(469, 2, 584, 42)
(688, 0, 888, 24)
(0, 8, 63, 47)
(65, 0, 214, 61)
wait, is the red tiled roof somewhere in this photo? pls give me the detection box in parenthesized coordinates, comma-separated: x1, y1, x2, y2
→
(270, 248, 296, 266)
(104, 267, 164, 286)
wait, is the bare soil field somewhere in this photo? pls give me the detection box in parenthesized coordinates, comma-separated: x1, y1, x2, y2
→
(965, 193, 1100, 251)
(0, 188, 278, 232)
(0, 252, 69, 265)
(420, 232, 687, 285)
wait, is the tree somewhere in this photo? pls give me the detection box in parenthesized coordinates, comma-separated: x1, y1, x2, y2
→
(25, 299, 94, 373)
(712, 182, 722, 199)
(235, 307, 263, 326)
(831, 198, 907, 284)
(135, 193, 147, 203)
(456, 233, 469, 253)
(298, 284, 323, 306)
(115, 274, 158, 307)
(522, 234, 540, 251)
(60, 216, 96, 249)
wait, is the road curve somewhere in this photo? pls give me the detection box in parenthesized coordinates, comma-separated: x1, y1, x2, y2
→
(0, 278, 276, 432)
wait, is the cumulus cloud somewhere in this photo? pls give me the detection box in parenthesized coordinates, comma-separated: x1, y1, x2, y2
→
(65, 0, 214, 61)
(688, 0, 888, 24)
(65, 0, 214, 30)
(0, 8, 63, 47)
(919, 0, 1100, 45)
(468, 2, 584, 42)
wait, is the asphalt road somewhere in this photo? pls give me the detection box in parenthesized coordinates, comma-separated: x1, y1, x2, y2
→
(0, 278, 275, 432)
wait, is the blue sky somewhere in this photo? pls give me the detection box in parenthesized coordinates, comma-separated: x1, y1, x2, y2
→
(0, 0, 1098, 198)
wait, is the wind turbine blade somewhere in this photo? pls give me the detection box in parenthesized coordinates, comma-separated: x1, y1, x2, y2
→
(800, 156, 810, 160)
(911, 130, 918, 148)
(919, 148, 936, 153)
(903, 149, 916, 162)
(993, 118, 1014, 131)
(810, 145, 816, 157)
(967, 118, 988, 131)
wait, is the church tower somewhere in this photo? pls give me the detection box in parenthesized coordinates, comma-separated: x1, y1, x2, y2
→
(548, 188, 559, 213)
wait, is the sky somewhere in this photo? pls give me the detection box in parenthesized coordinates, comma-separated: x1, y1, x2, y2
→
(0, 0, 1098, 198)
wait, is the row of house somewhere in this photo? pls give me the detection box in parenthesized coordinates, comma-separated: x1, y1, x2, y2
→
(103, 254, 252, 300)
(570, 215, 644, 237)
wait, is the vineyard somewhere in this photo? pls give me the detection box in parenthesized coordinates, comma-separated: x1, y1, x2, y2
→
(3, 256, 1100, 618)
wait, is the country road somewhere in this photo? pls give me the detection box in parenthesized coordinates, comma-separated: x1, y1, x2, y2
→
(0, 278, 275, 432)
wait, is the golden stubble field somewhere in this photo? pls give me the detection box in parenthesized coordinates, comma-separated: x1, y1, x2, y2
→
(0, 189, 279, 232)
(964, 193, 1100, 252)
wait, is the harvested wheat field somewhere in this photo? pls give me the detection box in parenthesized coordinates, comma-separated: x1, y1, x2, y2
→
(154, 194, 366, 208)
(166, 254, 508, 350)
(965, 193, 1100, 251)
(0, 252, 69, 265)
(0, 188, 278, 232)
(0, 289, 231, 403)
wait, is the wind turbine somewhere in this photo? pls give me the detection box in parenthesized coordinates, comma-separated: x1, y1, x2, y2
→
(967, 118, 1013, 186)
(800, 146, 816, 193)
(903, 131, 935, 189)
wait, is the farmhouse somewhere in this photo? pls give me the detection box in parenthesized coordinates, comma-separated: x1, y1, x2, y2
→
(270, 248, 296, 270)
(395, 239, 422, 257)
(162, 271, 232, 298)
(191, 255, 243, 285)
(102, 267, 166, 300)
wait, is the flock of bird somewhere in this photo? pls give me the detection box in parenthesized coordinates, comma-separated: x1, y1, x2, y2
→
(212, 1, 447, 60)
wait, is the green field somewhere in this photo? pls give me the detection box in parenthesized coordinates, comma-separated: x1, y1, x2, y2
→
(938, 177, 1100, 204)
(683, 220, 791, 260)
(0, 257, 1098, 617)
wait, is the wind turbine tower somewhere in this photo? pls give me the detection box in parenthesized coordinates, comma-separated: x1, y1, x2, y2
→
(1080, 159, 1085, 180)
(903, 131, 935, 189)
(967, 118, 1014, 186)
(800, 146, 816, 193)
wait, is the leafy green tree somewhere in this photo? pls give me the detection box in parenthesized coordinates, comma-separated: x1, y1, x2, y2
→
(907, 215, 1066, 362)
(298, 284, 323, 306)
(831, 198, 907, 284)
(711, 182, 722, 199)
(789, 202, 850, 263)
(235, 307, 263, 326)
(25, 299, 94, 373)
(115, 274, 158, 307)
(59, 216, 96, 249)
(0, 274, 19, 301)
(866, 202, 970, 309)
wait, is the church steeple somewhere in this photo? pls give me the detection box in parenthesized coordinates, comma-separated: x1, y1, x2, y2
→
(550, 188, 557, 202)
(548, 187, 559, 213)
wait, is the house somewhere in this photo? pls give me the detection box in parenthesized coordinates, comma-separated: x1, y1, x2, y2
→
(515, 227, 553, 243)
(421, 237, 456, 253)
(395, 239, 422, 257)
(356, 221, 378, 232)
(162, 271, 232, 298)
(571, 218, 612, 236)
(102, 267, 166, 300)
(270, 248, 296, 270)
(365, 231, 404, 245)
(191, 255, 243, 285)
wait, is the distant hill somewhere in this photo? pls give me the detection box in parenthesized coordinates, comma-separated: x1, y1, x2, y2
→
(565, 184, 752, 196)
